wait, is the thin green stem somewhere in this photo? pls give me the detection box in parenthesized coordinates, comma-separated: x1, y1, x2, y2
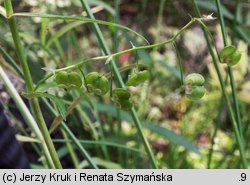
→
(4, 0, 62, 169)
(4, 1, 33, 92)
(156, 0, 166, 44)
(173, 42, 184, 85)
(42, 98, 98, 169)
(192, 0, 248, 168)
(0, 46, 24, 78)
(61, 128, 79, 168)
(215, 0, 244, 141)
(0, 66, 54, 168)
(207, 96, 223, 168)
(79, 0, 158, 168)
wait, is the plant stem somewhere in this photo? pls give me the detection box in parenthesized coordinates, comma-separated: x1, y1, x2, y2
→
(156, 0, 166, 44)
(0, 66, 54, 168)
(4, 0, 62, 169)
(79, 0, 158, 168)
(42, 98, 98, 169)
(207, 97, 224, 168)
(215, 0, 244, 141)
(191, 0, 248, 168)
(61, 128, 79, 168)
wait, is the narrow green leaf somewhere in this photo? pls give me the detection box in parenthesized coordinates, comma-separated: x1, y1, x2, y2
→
(196, 0, 233, 19)
(73, 0, 116, 16)
(78, 157, 122, 169)
(87, 102, 201, 155)
(12, 12, 149, 44)
(144, 123, 201, 155)
(46, 21, 83, 47)
(53, 139, 143, 154)
(16, 134, 40, 143)
(22, 92, 67, 118)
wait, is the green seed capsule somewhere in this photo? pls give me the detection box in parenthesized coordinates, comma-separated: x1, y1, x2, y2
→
(119, 100, 133, 110)
(85, 72, 109, 95)
(126, 70, 150, 86)
(185, 86, 206, 101)
(112, 88, 131, 100)
(184, 73, 205, 86)
(219, 45, 241, 66)
(68, 72, 82, 88)
(55, 71, 69, 87)
(228, 51, 241, 66)
(219, 45, 236, 61)
(112, 88, 132, 110)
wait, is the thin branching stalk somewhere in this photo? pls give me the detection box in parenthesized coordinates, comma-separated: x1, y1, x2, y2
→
(79, 0, 158, 168)
(34, 18, 196, 91)
(4, 0, 62, 169)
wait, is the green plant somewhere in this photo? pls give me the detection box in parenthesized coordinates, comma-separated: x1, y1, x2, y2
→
(0, 0, 248, 169)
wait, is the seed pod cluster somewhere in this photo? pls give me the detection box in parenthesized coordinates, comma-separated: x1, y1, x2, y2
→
(54, 68, 150, 111)
(184, 73, 206, 101)
(112, 88, 132, 110)
(55, 71, 82, 88)
(219, 45, 241, 66)
(85, 72, 109, 96)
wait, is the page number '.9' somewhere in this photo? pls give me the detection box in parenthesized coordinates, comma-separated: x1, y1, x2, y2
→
(239, 173, 246, 181)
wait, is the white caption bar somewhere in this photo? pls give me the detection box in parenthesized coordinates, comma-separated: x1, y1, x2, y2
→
(0, 170, 249, 185)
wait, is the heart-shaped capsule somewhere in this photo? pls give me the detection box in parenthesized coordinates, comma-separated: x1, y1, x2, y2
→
(68, 72, 82, 88)
(85, 72, 109, 95)
(184, 73, 206, 101)
(55, 71, 69, 88)
(184, 73, 205, 86)
(185, 86, 206, 101)
(126, 70, 150, 86)
(219, 45, 241, 66)
(112, 88, 132, 110)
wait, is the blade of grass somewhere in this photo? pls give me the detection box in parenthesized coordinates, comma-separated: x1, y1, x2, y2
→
(144, 123, 201, 155)
(0, 46, 24, 77)
(61, 128, 79, 168)
(11, 12, 149, 45)
(53, 139, 144, 155)
(78, 157, 121, 169)
(46, 21, 83, 47)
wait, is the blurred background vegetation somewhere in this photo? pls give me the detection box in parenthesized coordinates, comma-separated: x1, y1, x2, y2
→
(0, 0, 250, 168)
